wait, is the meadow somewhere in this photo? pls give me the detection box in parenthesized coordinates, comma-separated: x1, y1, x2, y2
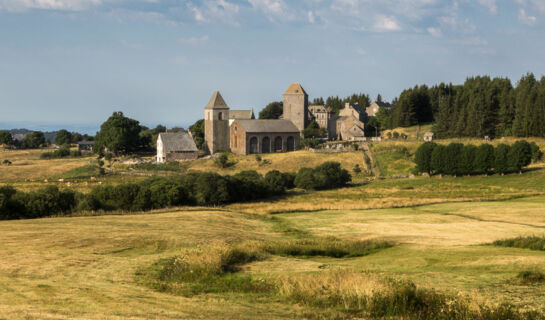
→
(1, 139, 545, 319)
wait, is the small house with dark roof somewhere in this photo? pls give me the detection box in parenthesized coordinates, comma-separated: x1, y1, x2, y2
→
(230, 119, 300, 155)
(77, 141, 95, 153)
(156, 132, 199, 163)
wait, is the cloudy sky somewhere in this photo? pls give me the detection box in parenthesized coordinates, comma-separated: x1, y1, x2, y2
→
(0, 0, 544, 132)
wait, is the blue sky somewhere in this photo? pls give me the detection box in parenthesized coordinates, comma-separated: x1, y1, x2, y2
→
(0, 0, 544, 133)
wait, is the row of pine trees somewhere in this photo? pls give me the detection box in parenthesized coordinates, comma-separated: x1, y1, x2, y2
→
(383, 73, 545, 138)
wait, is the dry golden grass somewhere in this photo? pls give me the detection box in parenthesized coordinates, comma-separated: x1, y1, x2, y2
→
(0, 148, 94, 183)
(181, 150, 364, 175)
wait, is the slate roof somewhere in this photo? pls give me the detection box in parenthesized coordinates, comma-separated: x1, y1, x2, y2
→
(205, 91, 229, 109)
(284, 83, 308, 96)
(371, 100, 391, 108)
(229, 109, 255, 120)
(158, 132, 198, 152)
(235, 120, 299, 133)
(77, 141, 95, 146)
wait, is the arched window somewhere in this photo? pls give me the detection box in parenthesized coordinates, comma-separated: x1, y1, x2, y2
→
(250, 137, 258, 154)
(262, 137, 270, 153)
(287, 136, 295, 151)
(274, 137, 283, 152)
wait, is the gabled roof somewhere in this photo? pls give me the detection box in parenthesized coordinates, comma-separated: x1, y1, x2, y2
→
(205, 91, 229, 109)
(77, 141, 95, 145)
(370, 100, 391, 108)
(158, 132, 198, 152)
(229, 109, 255, 120)
(284, 83, 308, 96)
(234, 120, 299, 133)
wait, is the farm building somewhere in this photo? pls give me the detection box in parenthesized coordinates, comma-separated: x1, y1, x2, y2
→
(156, 132, 198, 163)
(77, 141, 94, 153)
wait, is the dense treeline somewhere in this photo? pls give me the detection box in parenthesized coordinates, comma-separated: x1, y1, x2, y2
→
(414, 140, 542, 176)
(40, 147, 82, 159)
(0, 162, 351, 220)
(383, 73, 545, 138)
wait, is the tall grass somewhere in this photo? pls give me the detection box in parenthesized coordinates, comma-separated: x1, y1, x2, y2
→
(517, 270, 545, 285)
(265, 237, 392, 258)
(492, 236, 545, 251)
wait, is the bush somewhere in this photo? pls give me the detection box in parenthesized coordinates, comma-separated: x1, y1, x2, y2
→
(430, 145, 448, 174)
(414, 142, 437, 174)
(1, 186, 77, 220)
(494, 143, 511, 175)
(508, 140, 532, 172)
(295, 162, 351, 190)
(459, 144, 477, 174)
(214, 153, 229, 168)
(474, 143, 495, 174)
(40, 147, 81, 160)
(353, 164, 362, 174)
(492, 236, 545, 251)
(517, 270, 545, 285)
(530, 142, 543, 162)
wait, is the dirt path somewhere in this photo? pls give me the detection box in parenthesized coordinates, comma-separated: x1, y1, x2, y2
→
(361, 143, 378, 177)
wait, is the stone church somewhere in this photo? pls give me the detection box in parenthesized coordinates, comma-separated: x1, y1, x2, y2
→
(205, 84, 305, 155)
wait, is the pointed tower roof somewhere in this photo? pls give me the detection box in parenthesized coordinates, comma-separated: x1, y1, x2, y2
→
(205, 91, 229, 109)
(284, 83, 307, 96)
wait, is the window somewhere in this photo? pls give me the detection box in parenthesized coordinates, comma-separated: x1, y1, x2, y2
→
(218, 112, 223, 120)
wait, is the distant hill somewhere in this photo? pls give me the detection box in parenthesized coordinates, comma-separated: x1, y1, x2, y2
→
(7, 129, 57, 143)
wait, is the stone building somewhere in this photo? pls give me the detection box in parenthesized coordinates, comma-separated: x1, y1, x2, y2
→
(282, 83, 309, 133)
(156, 132, 198, 163)
(365, 100, 391, 118)
(204, 91, 230, 154)
(309, 105, 337, 138)
(336, 103, 366, 141)
(229, 109, 255, 126)
(230, 120, 300, 155)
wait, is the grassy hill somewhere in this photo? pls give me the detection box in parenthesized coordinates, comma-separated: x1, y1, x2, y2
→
(2, 140, 545, 318)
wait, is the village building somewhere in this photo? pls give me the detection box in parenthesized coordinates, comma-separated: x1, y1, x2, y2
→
(228, 109, 255, 126)
(309, 105, 337, 138)
(230, 120, 300, 155)
(336, 103, 366, 141)
(424, 132, 434, 142)
(156, 132, 198, 163)
(77, 141, 94, 153)
(365, 100, 391, 118)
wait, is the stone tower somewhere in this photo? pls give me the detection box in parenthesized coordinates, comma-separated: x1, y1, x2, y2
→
(204, 91, 230, 154)
(282, 83, 309, 132)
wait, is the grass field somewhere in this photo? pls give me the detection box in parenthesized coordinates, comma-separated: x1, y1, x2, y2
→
(2, 143, 545, 318)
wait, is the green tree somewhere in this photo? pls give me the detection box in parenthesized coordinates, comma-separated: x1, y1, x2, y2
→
(430, 145, 448, 174)
(259, 101, 283, 119)
(55, 129, 72, 146)
(312, 97, 325, 105)
(444, 143, 464, 175)
(474, 143, 495, 174)
(414, 142, 437, 174)
(189, 119, 205, 150)
(494, 144, 511, 175)
(302, 121, 326, 139)
(508, 140, 532, 173)
(94, 112, 142, 155)
(22, 132, 46, 149)
(0, 131, 13, 145)
(530, 142, 543, 162)
(459, 145, 477, 175)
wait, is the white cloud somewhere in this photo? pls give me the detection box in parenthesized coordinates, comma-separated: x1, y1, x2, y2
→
(373, 15, 401, 31)
(477, 0, 498, 14)
(0, 0, 102, 11)
(356, 48, 366, 55)
(518, 8, 537, 25)
(427, 27, 442, 37)
(188, 0, 240, 25)
(307, 10, 315, 23)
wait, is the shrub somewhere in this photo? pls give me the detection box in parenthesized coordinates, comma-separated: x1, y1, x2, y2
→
(264, 170, 288, 195)
(214, 153, 229, 168)
(414, 142, 437, 174)
(517, 270, 545, 285)
(430, 145, 448, 174)
(474, 143, 495, 174)
(194, 172, 231, 205)
(494, 143, 511, 175)
(492, 236, 545, 251)
(295, 162, 351, 190)
(508, 140, 532, 172)
(392, 131, 400, 139)
(459, 144, 477, 174)
(353, 164, 362, 174)
(530, 142, 543, 163)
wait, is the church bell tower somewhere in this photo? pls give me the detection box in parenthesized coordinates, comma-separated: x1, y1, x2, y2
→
(204, 91, 230, 154)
